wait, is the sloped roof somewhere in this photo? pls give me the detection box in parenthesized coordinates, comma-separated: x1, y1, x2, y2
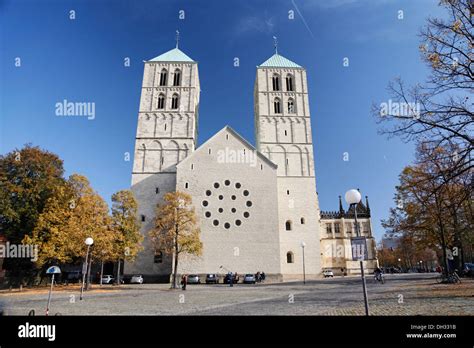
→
(177, 126, 278, 170)
(258, 53, 301, 68)
(148, 48, 194, 62)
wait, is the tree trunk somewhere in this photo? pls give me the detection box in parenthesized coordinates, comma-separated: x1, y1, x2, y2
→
(438, 220, 450, 275)
(172, 236, 179, 289)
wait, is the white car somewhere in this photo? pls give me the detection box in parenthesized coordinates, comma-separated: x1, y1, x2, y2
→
(130, 275, 144, 284)
(101, 275, 114, 284)
(323, 270, 334, 278)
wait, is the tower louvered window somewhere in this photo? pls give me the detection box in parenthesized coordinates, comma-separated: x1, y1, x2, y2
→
(159, 69, 168, 86)
(274, 98, 281, 114)
(173, 69, 181, 86)
(272, 74, 281, 91)
(171, 94, 179, 109)
(157, 94, 165, 109)
(286, 74, 294, 91)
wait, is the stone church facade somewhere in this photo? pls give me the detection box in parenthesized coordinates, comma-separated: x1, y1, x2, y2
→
(125, 44, 377, 282)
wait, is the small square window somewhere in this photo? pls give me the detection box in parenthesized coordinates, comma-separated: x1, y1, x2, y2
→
(141, 215, 146, 222)
(154, 252, 163, 263)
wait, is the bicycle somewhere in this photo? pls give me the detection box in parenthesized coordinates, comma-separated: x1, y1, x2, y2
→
(374, 273, 385, 284)
(435, 271, 461, 284)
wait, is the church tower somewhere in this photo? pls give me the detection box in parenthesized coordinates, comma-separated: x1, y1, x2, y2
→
(126, 40, 200, 281)
(254, 44, 322, 279)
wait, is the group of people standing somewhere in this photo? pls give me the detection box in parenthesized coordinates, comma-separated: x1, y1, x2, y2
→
(255, 271, 266, 282)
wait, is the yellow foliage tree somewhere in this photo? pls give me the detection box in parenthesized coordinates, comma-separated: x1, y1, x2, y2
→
(24, 174, 116, 272)
(149, 191, 202, 288)
(110, 190, 143, 284)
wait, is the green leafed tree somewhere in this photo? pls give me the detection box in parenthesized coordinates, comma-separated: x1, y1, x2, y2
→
(0, 145, 65, 284)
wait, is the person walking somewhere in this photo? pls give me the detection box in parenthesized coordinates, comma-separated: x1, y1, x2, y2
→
(181, 274, 187, 290)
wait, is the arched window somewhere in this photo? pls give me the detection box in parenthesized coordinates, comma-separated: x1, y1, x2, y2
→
(159, 69, 168, 86)
(274, 98, 282, 114)
(286, 74, 294, 91)
(288, 98, 295, 113)
(300, 217, 305, 224)
(157, 93, 165, 109)
(285, 220, 292, 231)
(272, 74, 281, 91)
(173, 68, 181, 86)
(286, 252, 294, 263)
(171, 94, 179, 109)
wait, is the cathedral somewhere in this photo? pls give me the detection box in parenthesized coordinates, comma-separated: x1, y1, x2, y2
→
(125, 42, 378, 282)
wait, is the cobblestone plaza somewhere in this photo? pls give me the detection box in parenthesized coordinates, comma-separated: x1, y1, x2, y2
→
(1, 274, 472, 316)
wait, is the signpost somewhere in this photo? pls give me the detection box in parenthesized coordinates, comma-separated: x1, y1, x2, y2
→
(351, 236, 368, 261)
(45, 266, 61, 316)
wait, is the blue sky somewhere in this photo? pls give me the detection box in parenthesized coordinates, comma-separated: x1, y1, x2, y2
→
(0, 0, 445, 242)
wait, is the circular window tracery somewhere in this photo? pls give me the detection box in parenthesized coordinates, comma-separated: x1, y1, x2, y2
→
(203, 181, 252, 229)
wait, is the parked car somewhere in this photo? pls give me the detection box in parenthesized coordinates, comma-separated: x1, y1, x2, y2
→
(243, 274, 256, 284)
(205, 274, 219, 284)
(462, 263, 474, 277)
(64, 271, 81, 284)
(223, 273, 240, 284)
(130, 275, 144, 284)
(187, 274, 200, 284)
(121, 275, 132, 284)
(101, 275, 114, 284)
(323, 270, 334, 278)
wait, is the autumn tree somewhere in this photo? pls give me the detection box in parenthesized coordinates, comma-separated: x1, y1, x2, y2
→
(149, 191, 202, 289)
(24, 174, 116, 279)
(373, 0, 473, 187)
(383, 143, 473, 274)
(0, 145, 65, 284)
(110, 190, 143, 284)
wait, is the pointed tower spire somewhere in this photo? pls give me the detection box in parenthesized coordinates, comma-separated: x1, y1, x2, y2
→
(175, 30, 180, 49)
(273, 36, 278, 54)
(365, 195, 370, 212)
(338, 195, 344, 214)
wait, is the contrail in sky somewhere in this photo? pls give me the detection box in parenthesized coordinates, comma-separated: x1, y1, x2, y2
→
(291, 0, 315, 39)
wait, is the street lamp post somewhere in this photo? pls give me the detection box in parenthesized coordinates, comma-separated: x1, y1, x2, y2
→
(345, 189, 369, 316)
(301, 241, 306, 285)
(80, 237, 94, 301)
